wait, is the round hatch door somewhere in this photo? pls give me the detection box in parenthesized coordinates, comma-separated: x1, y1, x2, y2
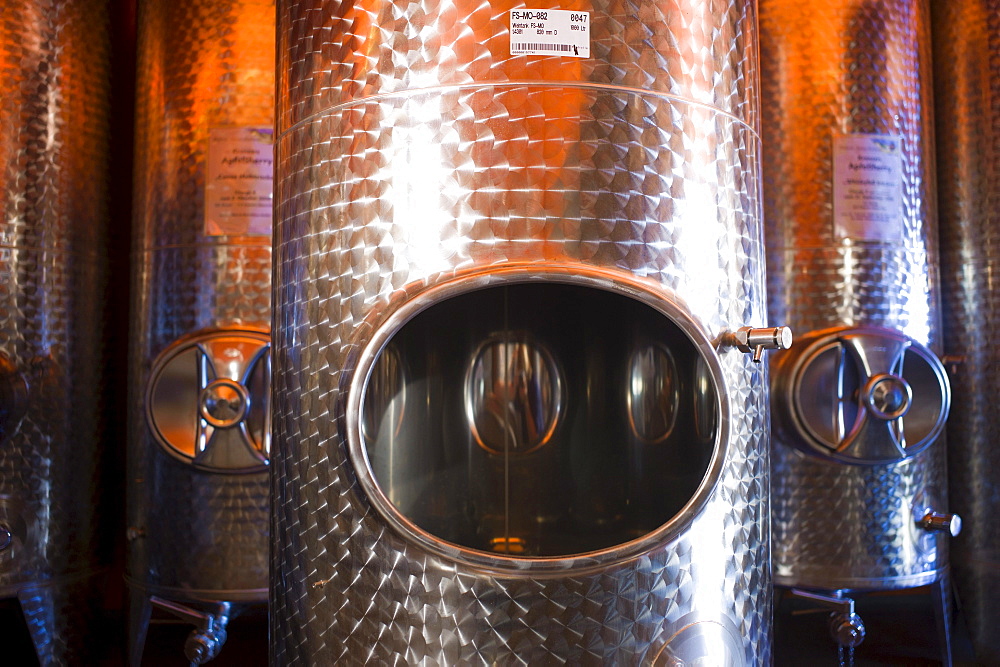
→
(146, 329, 271, 473)
(774, 326, 949, 464)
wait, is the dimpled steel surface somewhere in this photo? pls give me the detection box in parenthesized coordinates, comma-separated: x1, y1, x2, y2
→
(0, 0, 112, 663)
(760, 0, 948, 588)
(932, 0, 1000, 660)
(273, 0, 771, 663)
(127, 0, 273, 602)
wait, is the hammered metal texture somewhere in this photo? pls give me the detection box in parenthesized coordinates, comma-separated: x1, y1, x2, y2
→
(931, 0, 1000, 661)
(760, 0, 950, 588)
(127, 0, 274, 602)
(0, 0, 112, 663)
(273, 0, 771, 663)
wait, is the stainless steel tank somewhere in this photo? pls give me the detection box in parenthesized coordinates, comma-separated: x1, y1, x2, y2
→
(931, 0, 1000, 662)
(760, 0, 957, 660)
(0, 1, 113, 664)
(272, 0, 785, 663)
(126, 0, 274, 664)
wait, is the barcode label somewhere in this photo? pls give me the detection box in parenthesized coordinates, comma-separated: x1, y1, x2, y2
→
(509, 9, 590, 58)
(512, 42, 576, 53)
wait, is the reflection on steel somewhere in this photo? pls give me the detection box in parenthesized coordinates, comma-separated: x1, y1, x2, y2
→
(466, 333, 563, 455)
(650, 617, 747, 667)
(773, 327, 950, 464)
(627, 344, 679, 445)
(273, 0, 774, 660)
(931, 0, 1000, 661)
(0, 354, 27, 444)
(693, 356, 720, 445)
(761, 0, 955, 661)
(361, 344, 407, 446)
(0, 0, 112, 663)
(127, 0, 274, 664)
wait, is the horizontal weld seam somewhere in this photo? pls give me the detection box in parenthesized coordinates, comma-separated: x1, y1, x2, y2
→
(279, 80, 758, 141)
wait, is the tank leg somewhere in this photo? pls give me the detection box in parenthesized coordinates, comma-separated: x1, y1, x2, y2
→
(128, 588, 153, 667)
(17, 574, 103, 667)
(932, 570, 953, 667)
(17, 585, 59, 665)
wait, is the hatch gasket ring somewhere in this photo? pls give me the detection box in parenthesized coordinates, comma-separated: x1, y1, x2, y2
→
(344, 264, 732, 575)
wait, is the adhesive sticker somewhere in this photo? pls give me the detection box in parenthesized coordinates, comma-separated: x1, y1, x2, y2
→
(509, 9, 590, 58)
(832, 134, 904, 242)
(204, 127, 274, 236)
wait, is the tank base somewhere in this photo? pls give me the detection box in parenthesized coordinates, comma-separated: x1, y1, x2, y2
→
(0, 569, 109, 666)
(127, 586, 265, 666)
(775, 569, 953, 666)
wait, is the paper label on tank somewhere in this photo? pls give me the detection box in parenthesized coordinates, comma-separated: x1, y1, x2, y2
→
(204, 127, 274, 236)
(509, 10, 590, 58)
(832, 134, 904, 242)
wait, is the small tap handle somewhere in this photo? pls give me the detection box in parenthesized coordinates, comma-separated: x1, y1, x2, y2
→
(918, 511, 962, 536)
(730, 326, 793, 363)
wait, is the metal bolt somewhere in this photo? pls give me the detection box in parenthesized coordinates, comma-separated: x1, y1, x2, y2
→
(918, 511, 962, 536)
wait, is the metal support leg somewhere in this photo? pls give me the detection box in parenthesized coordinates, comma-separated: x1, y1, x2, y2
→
(931, 570, 953, 667)
(16, 572, 104, 667)
(128, 588, 154, 667)
(17, 585, 58, 665)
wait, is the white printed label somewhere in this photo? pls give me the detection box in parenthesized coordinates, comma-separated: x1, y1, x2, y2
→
(510, 9, 590, 58)
(204, 127, 274, 236)
(832, 134, 904, 242)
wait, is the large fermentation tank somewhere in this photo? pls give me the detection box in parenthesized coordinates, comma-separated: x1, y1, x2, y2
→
(760, 0, 957, 659)
(931, 0, 1000, 662)
(272, 0, 785, 664)
(0, 1, 113, 664)
(126, 0, 274, 663)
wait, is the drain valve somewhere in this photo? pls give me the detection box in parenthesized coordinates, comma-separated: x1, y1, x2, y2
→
(150, 597, 231, 664)
(729, 326, 793, 363)
(788, 588, 866, 657)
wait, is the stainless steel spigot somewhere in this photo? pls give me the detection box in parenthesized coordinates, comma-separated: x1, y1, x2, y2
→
(918, 511, 962, 536)
(729, 326, 793, 363)
(184, 622, 229, 665)
(789, 588, 866, 649)
(829, 610, 866, 649)
(149, 597, 231, 665)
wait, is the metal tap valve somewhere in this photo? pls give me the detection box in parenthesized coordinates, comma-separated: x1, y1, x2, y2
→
(829, 611, 866, 649)
(730, 326, 793, 363)
(149, 597, 231, 665)
(789, 588, 866, 649)
(918, 511, 962, 536)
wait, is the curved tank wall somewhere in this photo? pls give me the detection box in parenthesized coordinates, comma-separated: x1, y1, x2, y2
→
(272, 0, 777, 664)
(931, 0, 1000, 662)
(0, 0, 113, 663)
(126, 0, 274, 663)
(760, 0, 954, 592)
